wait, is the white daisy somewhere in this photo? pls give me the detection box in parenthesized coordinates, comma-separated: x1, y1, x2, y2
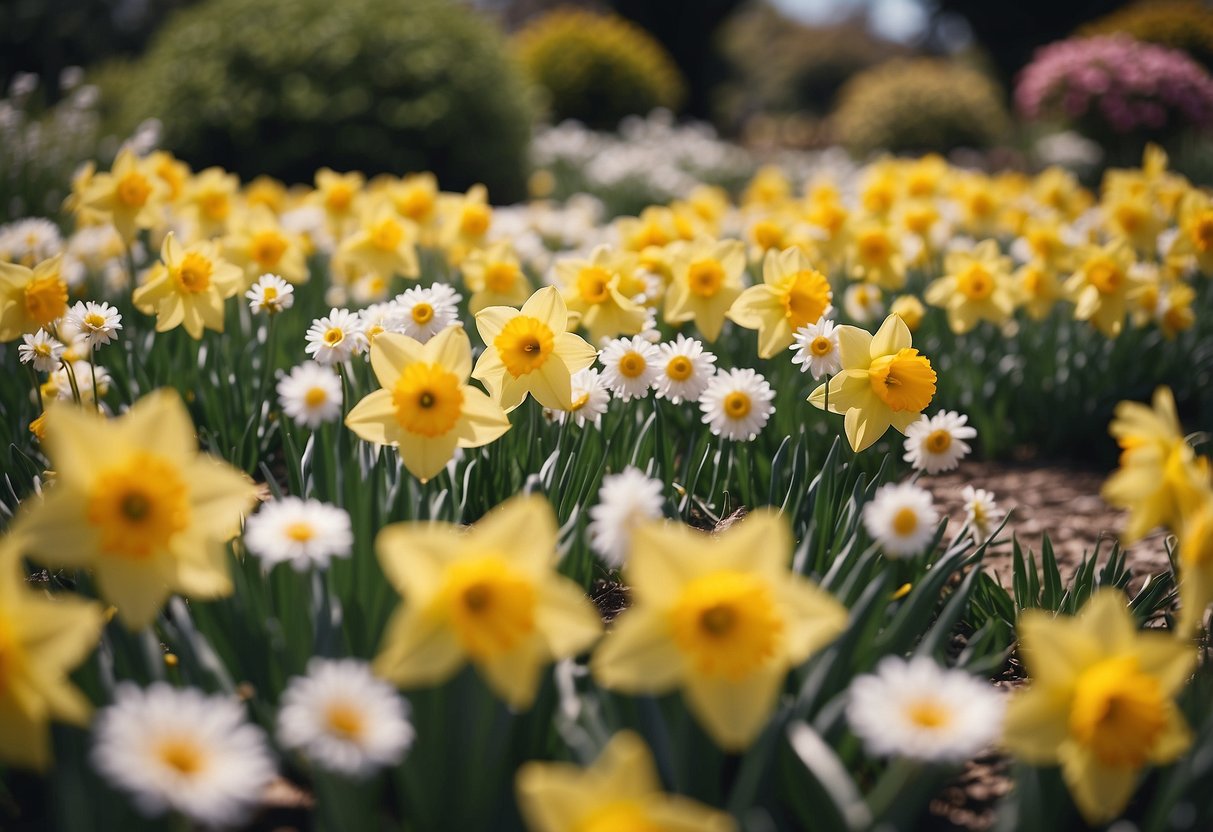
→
(53, 359, 110, 405)
(91, 683, 276, 828)
(305, 308, 365, 365)
(699, 367, 775, 441)
(246, 273, 295, 315)
(844, 283, 884, 323)
(65, 300, 123, 350)
(790, 316, 842, 379)
(17, 329, 64, 372)
(243, 497, 353, 570)
(863, 482, 938, 558)
(587, 467, 665, 569)
(0, 217, 62, 264)
(555, 367, 611, 428)
(395, 282, 461, 343)
(847, 656, 1004, 763)
(654, 335, 716, 404)
(598, 336, 660, 401)
(903, 411, 977, 474)
(962, 485, 1003, 545)
(277, 658, 414, 778)
(277, 362, 343, 429)
(358, 301, 405, 346)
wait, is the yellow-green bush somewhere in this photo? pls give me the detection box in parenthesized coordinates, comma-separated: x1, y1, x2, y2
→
(1081, 0, 1213, 69)
(832, 58, 1010, 156)
(515, 8, 684, 128)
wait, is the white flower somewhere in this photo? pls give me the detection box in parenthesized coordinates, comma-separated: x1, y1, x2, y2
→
(278, 362, 343, 429)
(598, 336, 660, 401)
(847, 656, 1004, 763)
(587, 467, 664, 569)
(844, 283, 884, 323)
(277, 658, 413, 778)
(0, 217, 61, 264)
(52, 359, 110, 404)
(699, 367, 775, 441)
(903, 411, 977, 474)
(246, 273, 295, 315)
(17, 329, 64, 372)
(863, 482, 938, 558)
(962, 485, 1002, 545)
(395, 282, 461, 343)
(790, 316, 842, 379)
(305, 308, 365, 365)
(358, 301, 405, 345)
(654, 335, 716, 404)
(91, 683, 276, 828)
(555, 367, 610, 428)
(244, 497, 353, 570)
(66, 300, 123, 350)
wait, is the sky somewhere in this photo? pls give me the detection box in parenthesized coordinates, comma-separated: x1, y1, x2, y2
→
(771, 0, 931, 42)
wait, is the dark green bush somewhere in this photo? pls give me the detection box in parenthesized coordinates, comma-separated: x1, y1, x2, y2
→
(105, 0, 533, 201)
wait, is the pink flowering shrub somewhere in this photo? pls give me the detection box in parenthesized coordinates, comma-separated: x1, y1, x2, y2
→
(1016, 35, 1213, 137)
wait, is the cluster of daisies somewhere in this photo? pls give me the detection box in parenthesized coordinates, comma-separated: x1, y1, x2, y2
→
(15, 299, 123, 409)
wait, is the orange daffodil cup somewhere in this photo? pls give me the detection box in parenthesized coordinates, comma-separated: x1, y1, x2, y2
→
(809, 313, 938, 453)
(591, 510, 847, 751)
(345, 326, 511, 482)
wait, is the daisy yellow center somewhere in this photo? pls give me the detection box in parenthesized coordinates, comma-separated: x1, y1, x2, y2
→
(925, 429, 952, 454)
(617, 351, 647, 379)
(284, 521, 316, 543)
(87, 451, 191, 559)
(905, 698, 951, 730)
(84, 311, 108, 329)
(23, 275, 68, 327)
(1087, 258, 1123, 295)
(250, 230, 288, 268)
(116, 171, 152, 208)
(32, 341, 53, 357)
(670, 571, 783, 680)
(156, 736, 209, 777)
(460, 204, 491, 238)
(304, 386, 329, 407)
(495, 316, 555, 377)
(892, 507, 920, 536)
(411, 303, 435, 325)
(752, 219, 784, 250)
(666, 355, 693, 381)
(323, 327, 345, 347)
(1069, 655, 1167, 767)
(199, 192, 230, 221)
(868, 348, 937, 413)
(391, 362, 464, 437)
(370, 218, 404, 251)
(326, 184, 354, 213)
(1192, 213, 1213, 252)
(857, 229, 892, 264)
(324, 700, 366, 741)
(687, 259, 725, 298)
(262, 286, 280, 303)
(723, 391, 752, 420)
(810, 335, 833, 357)
(440, 554, 536, 659)
(577, 266, 613, 305)
(397, 188, 434, 221)
(781, 269, 832, 329)
(174, 252, 213, 294)
(576, 801, 661, 832)
(484, 262, 519, 293)
(956, 263, 995, 301)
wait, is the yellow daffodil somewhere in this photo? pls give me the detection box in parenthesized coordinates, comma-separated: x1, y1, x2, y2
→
(439, 184, 493, 265)
(345, 327, 511, 481)
(1175, 488, 1213, 634)
(472, 287, 598, 411)
(461, 242, 532, 314)
(132, 233, 243, 339)
(335, 202, 420, 283)
(13, 390, 258, 629)
(1064, 240, 1140, 337)
(79, 148, 168, 242)
(924, 240, 1017, 334)
(555, 245, 648, 344)
(1157, 282, 1196, 339)
(0, 531, 104, 771)
(846, 220, 906, 290)
(1102, 188, 1164, 257)
(1015, 261, 1063, 321)
(663, 237, 746, 342)
(1003, 590, 1195, 825)
(809, 314, 937, 453)
(183, 166, 240, 239)
(148, 150, 191, 205)
(742, 165, 792, 209)
(312, 168, 365, 240)
(591, 511, 846, 750)
(373, 495, 602, 709)
(244, 174, 288, 215)
(0, 254, 70, 341)
(686, 184, 730, 228)
(1017, 216, 1076, 274)
(802, 192, 851, 268)
(728, 247, 833, 359)
(516, 731, 736, 832)
(1169, 190, 1213, 275)
(388, 172, 440, 235)
(888, 294, 926, 332)
(1102, 387, 1210, 543)
(223, 206, 308, 286)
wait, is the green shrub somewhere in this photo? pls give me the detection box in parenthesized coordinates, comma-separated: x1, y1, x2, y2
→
(1081, 0, 1213, 70)
(831, 58, 1010, 156)
(105, 0, 534, 201)
(515, 7, 684, 128)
